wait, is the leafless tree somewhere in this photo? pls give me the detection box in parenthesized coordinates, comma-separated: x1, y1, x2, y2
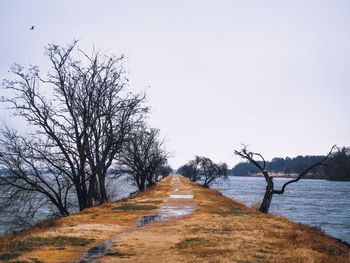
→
(188, 156, 202, 182)
(234, 145, 338, 213)
(177, 157, 201, 182)
(199, 157, 228, 187)
(177, 164, 196, 182)
(156, 165, 173, 181)
(0, 41, 147, 216)
(0, 128, 73, 216)
(116, 125, 169, 192)
(178, 156, 228, 187)
(0, 180, 59, 231)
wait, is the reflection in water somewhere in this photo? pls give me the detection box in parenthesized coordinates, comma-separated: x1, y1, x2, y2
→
(80, 176, 196, 261)
(78, 240, 113, 263)
(169, 194, 193, 199)
(137, 214, 161, 227)
(137, 176, 195, 227)
(136, 204, 195, 227)
(159, 205, 194, 218)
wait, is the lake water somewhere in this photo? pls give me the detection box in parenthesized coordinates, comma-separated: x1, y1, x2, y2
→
(213, 176, 350, 243)
(1, 175, 349, 244)
(0, 175, 137, 235)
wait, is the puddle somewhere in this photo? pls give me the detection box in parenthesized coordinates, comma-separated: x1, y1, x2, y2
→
(78, 175, 195, 262)
(169, 194, 193, 199)
(159, 205, 194, 218)
(137, 214, 161, 227)
(137, 202, 195, 228)
(78, 240, 113, 263)
(136, 176, 195, 227)
(137, 204, 194, 227)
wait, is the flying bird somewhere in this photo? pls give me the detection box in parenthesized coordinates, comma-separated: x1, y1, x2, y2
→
(30, 25, 36, 30)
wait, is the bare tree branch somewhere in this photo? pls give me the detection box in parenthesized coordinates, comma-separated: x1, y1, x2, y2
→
(273, 145, 338, 194)
(234, 145, 338, 213)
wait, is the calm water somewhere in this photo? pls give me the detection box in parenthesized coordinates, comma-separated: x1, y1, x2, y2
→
(213, 176, 350, 243)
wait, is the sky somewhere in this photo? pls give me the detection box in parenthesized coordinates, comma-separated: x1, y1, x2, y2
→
(0, 0, 349, 168)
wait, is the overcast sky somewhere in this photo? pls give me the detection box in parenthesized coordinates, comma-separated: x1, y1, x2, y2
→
(0, 0, 349, 168)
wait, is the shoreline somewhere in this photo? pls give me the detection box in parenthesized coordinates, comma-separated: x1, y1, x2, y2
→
(0, 175, 349, 262)
(230, 174, 350, 181)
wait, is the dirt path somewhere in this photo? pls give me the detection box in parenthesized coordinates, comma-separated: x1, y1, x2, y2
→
(0, 175, 349, 263)
(94, 175, 196, 263)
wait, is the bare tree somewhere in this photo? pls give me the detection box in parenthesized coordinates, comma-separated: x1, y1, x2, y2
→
(0, 128, 72, 216)
(0, 41, 147, 216)
(188, 156, 202, 182)
(234, 145, 338, 214)
(117, 125, 169, 192)
(177, 164, 197, 181)
(178, 156, 228, 187)
(177, 157, 201, 182)
(157, 165, 173, 180)
(199, 157, 228, 187)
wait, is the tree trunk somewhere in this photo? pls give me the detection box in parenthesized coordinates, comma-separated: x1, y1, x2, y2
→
(47, 196, 70, 217)
(87, 174, 97, 207)
(75, 185, 89, 211)
(98, 174, 108, 203)
(139, 176, 146, 192)
(146, 175, 156, 188)
(57, 204, 70, 217)
(259, 184, 274, 213)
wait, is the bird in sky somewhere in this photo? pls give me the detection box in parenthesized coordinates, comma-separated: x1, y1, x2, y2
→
(30, 25, 36, 30)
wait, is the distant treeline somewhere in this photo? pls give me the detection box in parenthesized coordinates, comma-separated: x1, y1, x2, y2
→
(231, 147, 350, 181)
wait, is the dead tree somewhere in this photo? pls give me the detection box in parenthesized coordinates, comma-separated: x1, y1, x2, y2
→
(156, 165, 173, 180)
(234, 145, 337, 214)
(178, 156, 228, 186)
(0, 128, 72, 216)
(116, 125, 169, 191)
(0, 41, 147, 214)
(188, 156, 202, 182)
(199, 157, 228, 187)
(178, 156, 201, 182)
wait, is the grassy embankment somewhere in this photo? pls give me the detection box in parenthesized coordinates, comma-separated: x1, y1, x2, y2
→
(0, 175, 349, 263)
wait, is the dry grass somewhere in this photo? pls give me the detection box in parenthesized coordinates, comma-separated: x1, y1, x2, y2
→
(111, 204, 158, 211)
(169, 179, 350, 263)
(0, 175, 349, 263)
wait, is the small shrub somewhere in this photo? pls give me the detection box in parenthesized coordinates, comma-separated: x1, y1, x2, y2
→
(106, 251, 135, 257)
(112, 204, 158, 211)
(0, 252, 21, 261)
(257, 248, 271, 254)
(26, 236, 93, 247)
(138, 200, 163, 204)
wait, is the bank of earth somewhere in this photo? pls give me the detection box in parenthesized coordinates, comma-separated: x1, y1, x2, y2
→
(0, 175, 349, 262)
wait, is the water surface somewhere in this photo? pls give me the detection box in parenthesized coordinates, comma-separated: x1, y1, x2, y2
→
(213, 176, 350, 243)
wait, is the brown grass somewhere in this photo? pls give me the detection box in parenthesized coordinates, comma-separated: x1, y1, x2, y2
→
(0, 175, 349, 263)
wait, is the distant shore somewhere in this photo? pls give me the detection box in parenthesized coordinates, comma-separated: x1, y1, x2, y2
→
(230, 173, 350, 181)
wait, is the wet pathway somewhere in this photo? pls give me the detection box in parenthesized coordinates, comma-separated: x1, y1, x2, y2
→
(78, 175, 195, 262)
(137, 175, 195, 226)
(6, 175, 348, 262)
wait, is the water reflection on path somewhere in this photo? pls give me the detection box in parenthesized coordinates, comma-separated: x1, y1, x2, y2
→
(78, 240, 113, 263)
(137, 175, 195, 227)
(79, 175, 195, 262)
